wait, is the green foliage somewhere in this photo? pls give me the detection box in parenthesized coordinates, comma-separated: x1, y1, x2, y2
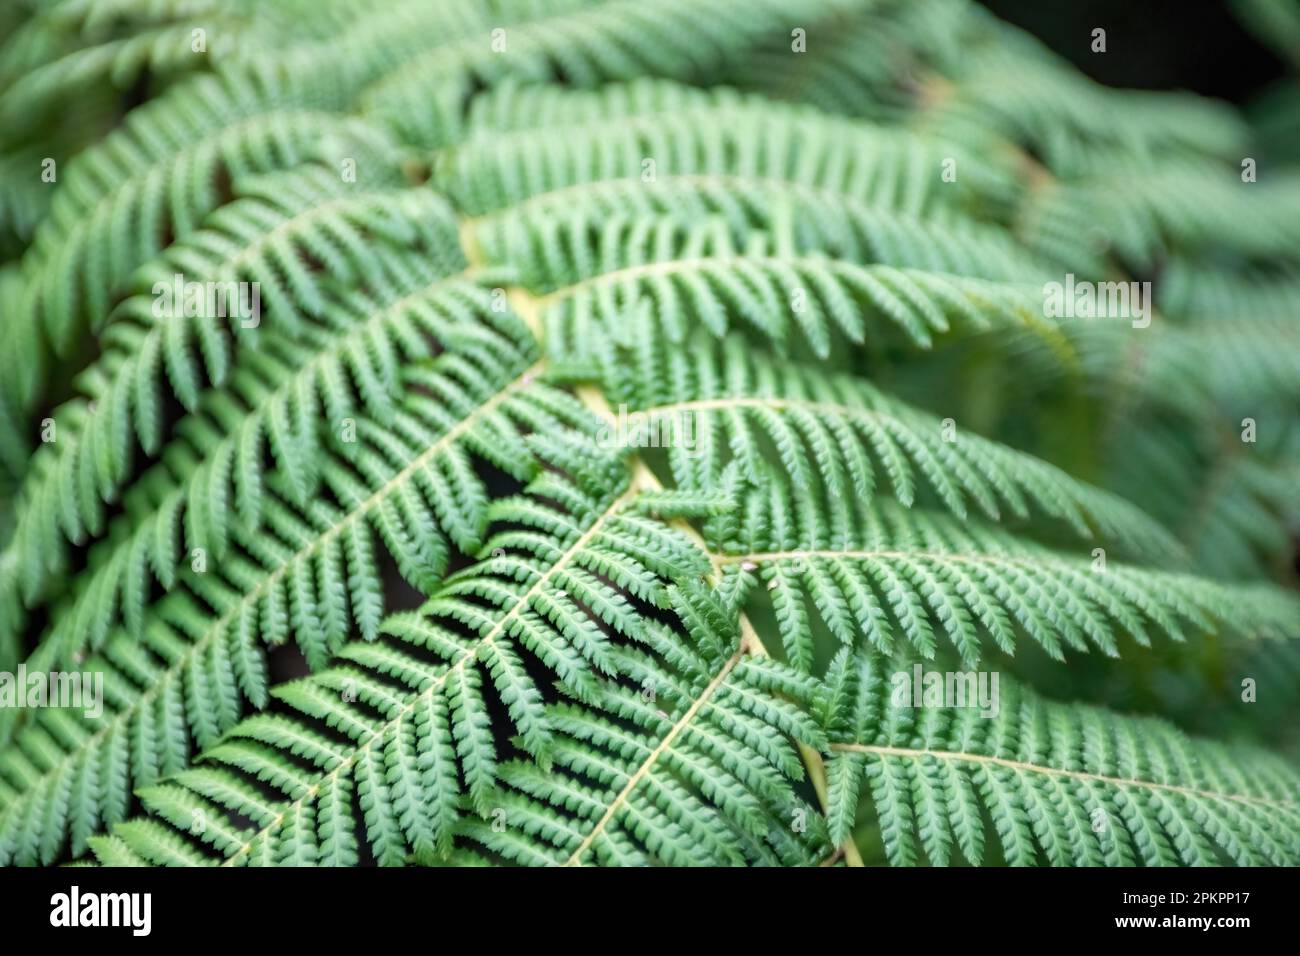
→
(0, 0, 1297, 867)
(819, 649, 1300, 866)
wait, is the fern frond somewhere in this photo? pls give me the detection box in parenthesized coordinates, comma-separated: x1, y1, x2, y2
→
(472, 181, 1055, 300)
(544, 258, 1056, 364)
(820, 649, 1300, 865)
(0, 273, 536, 656)
(1, 13, 255, 136)
(924, 41, 1248, 175)
(1024, 155, 1300, 272)
(1158, 258, 1300, 323)
(0, 176, 461, 615)
(582, 332, 1183, 562)
(1103, 417, 1300, 582)
(437, 97, 1020, 223)
(720, 0, 976, 124)
(1, 70, 396, 409)
(0, 358, 599, 862)
(716, 485, 1299, 670)
(0, 148, 51, 258)
(362, 0, 860, 147)
(75, 457, 718, 866)
(460, 581, 828, 866)
(1, 0, 1296, 874)
(723, 1, 1247, 171)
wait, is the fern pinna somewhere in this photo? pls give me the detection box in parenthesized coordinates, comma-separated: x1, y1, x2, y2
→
(0, 0, 1298, 869)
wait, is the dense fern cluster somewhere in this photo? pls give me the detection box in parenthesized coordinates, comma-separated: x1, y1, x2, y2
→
(0, 0, 1298, 867)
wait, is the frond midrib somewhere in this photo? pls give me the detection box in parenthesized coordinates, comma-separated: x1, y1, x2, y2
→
(831, 742, 1299, 812)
